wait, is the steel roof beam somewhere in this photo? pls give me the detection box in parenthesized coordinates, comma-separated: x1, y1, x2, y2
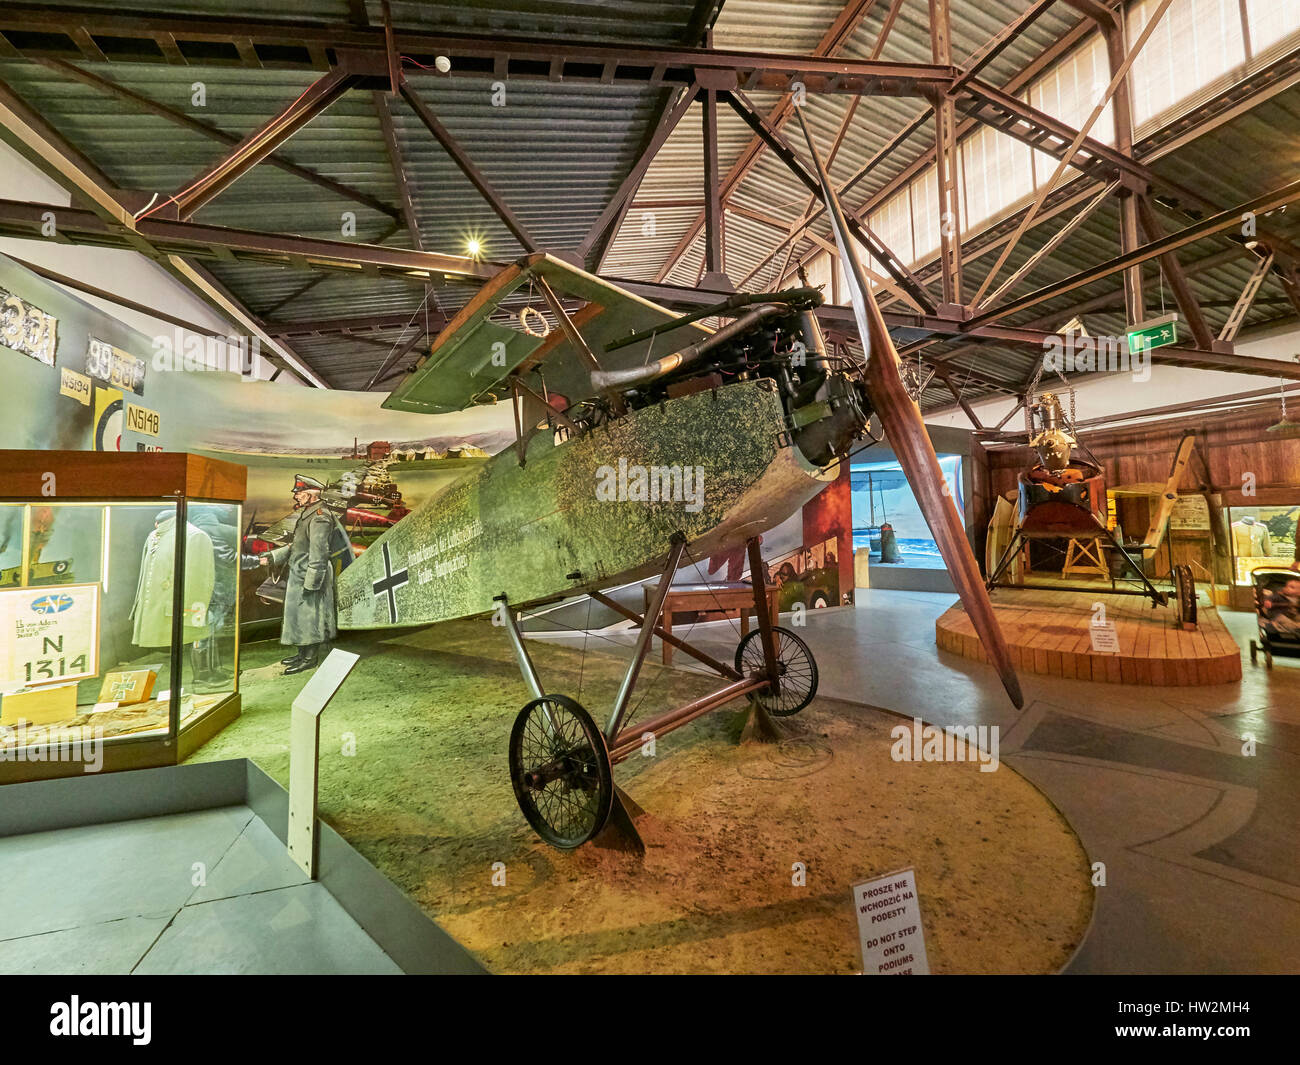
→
(399, 83, 539, 254)
(0, 197, 497, 281)
(915, 246, 1247, 368)
(0, 5, 954, 93)
(875, 44, 1300, 325)
(34, 58, 401, 222)
(0, 70, 142, 232)
(1133, 192, 1217, 350)
(721, 89, 936, 313)
(967, 178, 1300, 328)
(948, 0, 1061, 96)
(967, 0, 1174, 312)
(0, 71, 327, 385)
(265, 311, 447, 337)
(373, 90, 423, 250)
(578, 83, 699, 266)
(611, 275, 1300, 380)
(651, 0, 889, 284)
(587, 0, 720, 271)
(755, 2, 1112, 289)
(163, 70, 359, 220)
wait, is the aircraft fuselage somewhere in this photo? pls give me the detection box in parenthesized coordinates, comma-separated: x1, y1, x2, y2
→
(336, 377, 838, 629)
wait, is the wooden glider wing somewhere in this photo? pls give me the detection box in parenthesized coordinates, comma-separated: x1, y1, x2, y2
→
(383, 253, 711, 414)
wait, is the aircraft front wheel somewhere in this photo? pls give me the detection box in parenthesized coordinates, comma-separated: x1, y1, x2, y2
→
(509, 694, 613, 849)
(735, 626, 819, 717)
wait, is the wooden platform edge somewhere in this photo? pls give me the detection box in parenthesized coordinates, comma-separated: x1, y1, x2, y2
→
(935, 604, 1243, 687)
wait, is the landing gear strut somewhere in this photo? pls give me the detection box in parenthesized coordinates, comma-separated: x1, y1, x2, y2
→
(501, 535, 817, 850)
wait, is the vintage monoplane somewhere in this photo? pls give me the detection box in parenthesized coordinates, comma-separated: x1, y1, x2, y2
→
(335, 112, 1024, 851)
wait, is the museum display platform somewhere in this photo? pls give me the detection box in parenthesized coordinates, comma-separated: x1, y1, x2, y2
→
(936, 589, 1243, 685)
(187, 622, 1095, 974)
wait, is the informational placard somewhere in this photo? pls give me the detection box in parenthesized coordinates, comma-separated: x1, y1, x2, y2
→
(852, 867, 931, 975)
(1089, 620, 1120, 653)
(0, 583, 100, 691)
(1169, 494, 1211, 531)
(288, 649, 361, 878)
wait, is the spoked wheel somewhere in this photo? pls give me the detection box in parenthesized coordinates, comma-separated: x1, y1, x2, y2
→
(509, 694, 613, 849)
(1173, 563, 1197, 627)
(734, 626, 819, 717)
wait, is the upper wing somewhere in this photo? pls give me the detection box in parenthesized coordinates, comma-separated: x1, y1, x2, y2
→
(383, 253, 711, 414)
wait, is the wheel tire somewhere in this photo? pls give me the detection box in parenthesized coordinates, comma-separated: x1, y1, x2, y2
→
(1172, 564, 1197, 627)
(509, 694, 613, 849)
(734, 626, 819, 717)
(810, 590, 831, 609)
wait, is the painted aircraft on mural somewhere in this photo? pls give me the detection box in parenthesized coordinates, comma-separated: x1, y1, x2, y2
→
(334, 110, 1023, 851)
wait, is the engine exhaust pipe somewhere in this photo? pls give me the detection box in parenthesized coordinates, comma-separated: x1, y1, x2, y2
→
(591, 303, 787, 391)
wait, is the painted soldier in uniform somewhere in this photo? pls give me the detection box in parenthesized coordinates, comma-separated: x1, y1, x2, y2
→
(259, 475, 350, 675)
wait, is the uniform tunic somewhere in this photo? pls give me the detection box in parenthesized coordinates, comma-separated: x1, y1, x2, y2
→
(269, 500, 346, 646)
(131, 517, 215, 647)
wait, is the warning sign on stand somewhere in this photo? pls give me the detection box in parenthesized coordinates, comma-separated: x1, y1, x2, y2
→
(852, 867, 930, 975)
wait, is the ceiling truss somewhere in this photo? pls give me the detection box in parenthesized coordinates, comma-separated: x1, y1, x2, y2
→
(0, 0, 1294, 403)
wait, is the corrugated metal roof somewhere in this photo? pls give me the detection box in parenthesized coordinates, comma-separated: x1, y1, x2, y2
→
(386, 0, 707, 44)
(0, 0, 1293, 400)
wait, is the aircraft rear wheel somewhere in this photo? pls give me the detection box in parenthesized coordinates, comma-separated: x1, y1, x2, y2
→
(509, 694, 613, 849)
(735, 626, 818, 717)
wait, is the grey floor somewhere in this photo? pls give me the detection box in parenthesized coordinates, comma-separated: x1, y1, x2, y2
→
(529, 588, 1300, 974)
(0, 806, 401, 975)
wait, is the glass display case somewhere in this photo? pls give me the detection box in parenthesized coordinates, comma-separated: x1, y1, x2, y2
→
(0, 452, 246, 782)
(1227, 503, 1298, 586)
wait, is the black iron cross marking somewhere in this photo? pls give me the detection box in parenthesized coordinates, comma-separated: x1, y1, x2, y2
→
(371, 542, 409, 623)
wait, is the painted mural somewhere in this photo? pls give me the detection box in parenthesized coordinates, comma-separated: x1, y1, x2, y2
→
(1, 252, 856, 633)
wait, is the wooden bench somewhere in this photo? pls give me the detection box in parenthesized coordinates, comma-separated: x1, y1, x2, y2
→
(647, 582, 780, 665)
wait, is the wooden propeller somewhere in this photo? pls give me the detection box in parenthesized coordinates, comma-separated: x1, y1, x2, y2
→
(795, 109, 1024, 709)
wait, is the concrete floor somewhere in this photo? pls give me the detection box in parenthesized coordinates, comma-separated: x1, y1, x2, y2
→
(0, 806, 401, 975)
(529, 589, 1300, 974)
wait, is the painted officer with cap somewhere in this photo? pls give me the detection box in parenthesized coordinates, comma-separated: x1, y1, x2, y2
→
(258, 474, 349, 674)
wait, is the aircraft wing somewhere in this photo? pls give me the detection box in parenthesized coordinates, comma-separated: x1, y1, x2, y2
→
(383, 253, 711, 414)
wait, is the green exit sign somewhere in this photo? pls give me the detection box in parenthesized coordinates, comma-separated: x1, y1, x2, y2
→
(1127, 315, 1179, 352)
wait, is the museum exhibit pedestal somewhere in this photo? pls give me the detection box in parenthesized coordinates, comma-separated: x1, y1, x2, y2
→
(936, 589, 1243, 685)
(0, 759, 484, 974)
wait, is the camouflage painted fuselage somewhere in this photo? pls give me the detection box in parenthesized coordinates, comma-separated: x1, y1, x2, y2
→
(336, 378, 837, 629)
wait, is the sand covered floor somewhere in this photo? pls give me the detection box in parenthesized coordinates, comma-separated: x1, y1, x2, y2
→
(191, 622, 1092, 973)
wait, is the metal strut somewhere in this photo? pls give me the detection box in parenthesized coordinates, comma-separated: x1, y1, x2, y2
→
(986, 524, 1169, 608)
(605, 532, 687, 741)
(495, 594, 545, 701)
